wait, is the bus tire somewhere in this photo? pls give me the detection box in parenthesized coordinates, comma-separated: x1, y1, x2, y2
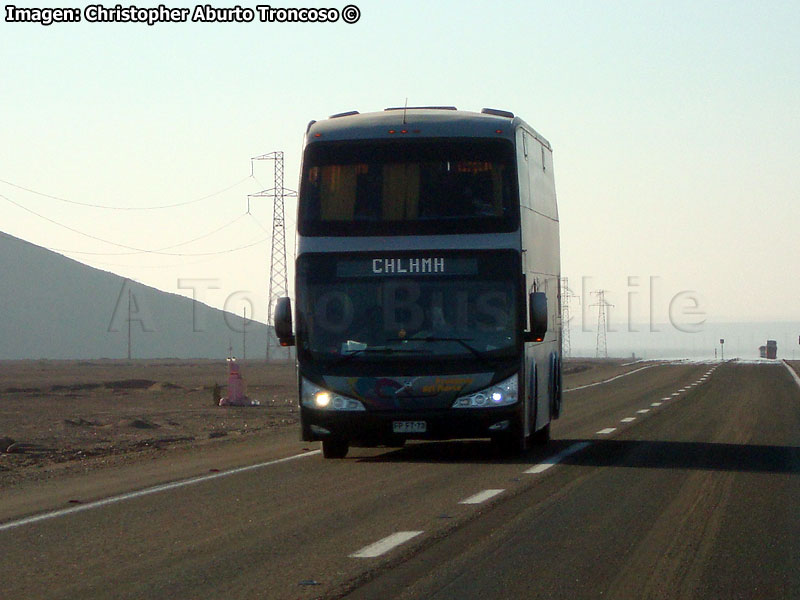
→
(531, 422, 550, 445)
(549, 353, 562, 419)
(492, 420, 528, 455)
(322, 438, 349, 459)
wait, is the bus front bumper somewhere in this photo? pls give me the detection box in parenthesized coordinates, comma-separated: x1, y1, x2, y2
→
(300, 404, 522, 444)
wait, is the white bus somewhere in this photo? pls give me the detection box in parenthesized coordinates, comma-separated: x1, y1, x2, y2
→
(275, 107, 562, 458)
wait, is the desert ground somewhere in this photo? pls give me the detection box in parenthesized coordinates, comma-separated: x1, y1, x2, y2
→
(0, 357, 675, 486)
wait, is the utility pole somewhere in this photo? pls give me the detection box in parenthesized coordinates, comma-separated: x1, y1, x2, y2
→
(127, 287, 132, 360)
(591, 290, 613, 358)
(242, 306, 247, 360)
(249, 151, 297, 362)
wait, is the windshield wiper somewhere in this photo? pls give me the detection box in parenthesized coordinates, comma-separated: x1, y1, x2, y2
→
(331, 345, 429, 366)
(388, 336, 495, 364)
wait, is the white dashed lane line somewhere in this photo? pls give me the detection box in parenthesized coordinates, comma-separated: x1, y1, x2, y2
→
(350, 531, 424, 558)
(524, 442, 592, 474)
(352, 366, 726, 561)
(459, 489, 505, 505)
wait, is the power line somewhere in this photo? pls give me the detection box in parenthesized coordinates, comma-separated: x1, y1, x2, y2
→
(1, 192, 269, 257)
(51, 213, 250, 256)
(0, 176, 253, 210)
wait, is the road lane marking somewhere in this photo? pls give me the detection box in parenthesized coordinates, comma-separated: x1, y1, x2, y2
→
(637, 409, 650, 414)
(671, 392, 680, 396)
(459, 489, 505, 505)
(651, 402, 662, 407)
(0, 449, 322, 533)
(596, 428, 616, 435)
(524, 442, 591, 474)
(565, 365, 655, 392)
(620, 417, 636, 423)
(350, 531, 424, 558)
(783, 360, 800, 389)
(661, 397, 671, 401)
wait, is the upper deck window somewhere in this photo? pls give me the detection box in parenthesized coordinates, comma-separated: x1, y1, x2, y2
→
(299, 138, 518, 236)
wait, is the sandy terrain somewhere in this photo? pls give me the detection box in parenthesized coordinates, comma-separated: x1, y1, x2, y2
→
(0, 359, 297, 486)
(0, 357, 639, 486)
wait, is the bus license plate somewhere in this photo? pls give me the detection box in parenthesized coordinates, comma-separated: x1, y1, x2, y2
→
(393, 421, 427, 433)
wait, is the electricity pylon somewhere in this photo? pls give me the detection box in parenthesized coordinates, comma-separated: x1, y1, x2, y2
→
(249, 151, 297, 361)
(561, 277, 578, 358)
(591, 290, 613, 358)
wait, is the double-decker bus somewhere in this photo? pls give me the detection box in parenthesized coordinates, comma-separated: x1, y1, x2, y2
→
(275, 107, 562, 458)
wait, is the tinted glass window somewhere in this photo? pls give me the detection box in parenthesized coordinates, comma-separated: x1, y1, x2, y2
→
(299, 138, 518, 236)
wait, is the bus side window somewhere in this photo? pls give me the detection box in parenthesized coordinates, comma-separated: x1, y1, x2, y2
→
(518, 130, 531, 210)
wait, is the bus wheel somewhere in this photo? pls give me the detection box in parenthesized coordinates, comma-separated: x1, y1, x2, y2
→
(322, 438, 349, 459)
(531, 422, 550, 445)
(492, 422, 528, 455)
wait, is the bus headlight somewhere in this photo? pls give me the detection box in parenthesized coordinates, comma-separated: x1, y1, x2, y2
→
(301, 378, 366, 411)
(452, 374, 518, 408)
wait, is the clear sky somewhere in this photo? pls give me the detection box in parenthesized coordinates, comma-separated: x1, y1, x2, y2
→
(2, 0, 799, 341)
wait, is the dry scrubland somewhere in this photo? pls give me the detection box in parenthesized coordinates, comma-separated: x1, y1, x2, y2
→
(0, 357, 642, 485)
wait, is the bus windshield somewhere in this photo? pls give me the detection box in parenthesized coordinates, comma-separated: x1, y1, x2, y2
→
(295, 252, 520, 367)
(298, 138, 518, 236)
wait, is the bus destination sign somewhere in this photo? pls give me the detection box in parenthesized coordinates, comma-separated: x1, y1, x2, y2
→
(336, 257, 478, 277)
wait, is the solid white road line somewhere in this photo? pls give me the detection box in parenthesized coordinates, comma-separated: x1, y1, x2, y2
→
(783, 360, 800, 390)
(524, 442, 591, 474)
(565, 365, 655, 392)
(350, 531, 424, 558)
(596, 428, 616, 435)
(620, 417, 636, 423)
(0, 449, 322, 533)
(459, 489, 505, 505)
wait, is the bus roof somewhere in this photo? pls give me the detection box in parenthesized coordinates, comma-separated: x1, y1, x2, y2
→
(305, 107, 551, 150)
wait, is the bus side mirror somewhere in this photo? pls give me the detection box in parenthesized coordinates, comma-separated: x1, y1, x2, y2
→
(525, 291, 548, 343)
(274, 297, 295, 347)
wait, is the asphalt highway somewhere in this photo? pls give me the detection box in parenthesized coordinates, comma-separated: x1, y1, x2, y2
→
(3, 360, 798, 599)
